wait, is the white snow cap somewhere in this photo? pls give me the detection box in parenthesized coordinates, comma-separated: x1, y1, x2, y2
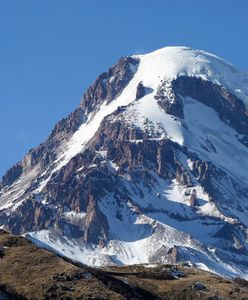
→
(135, 46, 248, 106)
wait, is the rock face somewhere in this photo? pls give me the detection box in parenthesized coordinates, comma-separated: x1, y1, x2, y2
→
(1, 46, 248, 279)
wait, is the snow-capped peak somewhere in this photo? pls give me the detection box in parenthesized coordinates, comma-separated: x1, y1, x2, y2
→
(135, 46, 248, 106)
(1, 46, 248, 280)
(49, 46, 248, 179)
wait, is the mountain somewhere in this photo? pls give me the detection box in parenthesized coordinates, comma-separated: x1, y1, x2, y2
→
(1, 230, 248, 300)
(1, 46, 248, 279)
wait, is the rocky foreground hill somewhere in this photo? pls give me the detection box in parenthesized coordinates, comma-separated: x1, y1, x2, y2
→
(0, 230, 248, 299)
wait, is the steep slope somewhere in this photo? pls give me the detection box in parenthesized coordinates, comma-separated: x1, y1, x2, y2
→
(1, 46, 248, 279)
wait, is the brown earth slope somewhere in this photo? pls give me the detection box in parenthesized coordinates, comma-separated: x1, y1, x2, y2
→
(0, 230, 247, 299)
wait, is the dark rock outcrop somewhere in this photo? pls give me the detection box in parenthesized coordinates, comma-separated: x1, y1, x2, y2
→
(0, 163, 23, 189)
(173, 76, 248, 137)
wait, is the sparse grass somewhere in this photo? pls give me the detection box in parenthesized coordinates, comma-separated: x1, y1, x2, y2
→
(0, 230, 248, 299)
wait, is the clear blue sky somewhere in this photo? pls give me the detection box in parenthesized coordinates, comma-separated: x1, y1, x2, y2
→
(0, 0, 248, 177)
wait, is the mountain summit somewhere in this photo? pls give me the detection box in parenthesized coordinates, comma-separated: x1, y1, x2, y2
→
(1, 46, 248, 279)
